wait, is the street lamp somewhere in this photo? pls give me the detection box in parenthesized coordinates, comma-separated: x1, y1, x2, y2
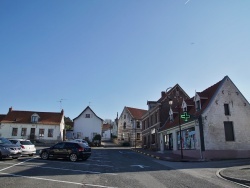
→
(168, 97, 183, 159)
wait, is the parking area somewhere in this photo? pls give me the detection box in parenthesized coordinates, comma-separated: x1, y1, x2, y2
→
(0, 148, 119, 188)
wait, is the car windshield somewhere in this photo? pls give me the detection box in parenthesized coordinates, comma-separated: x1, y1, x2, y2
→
(20, 141, 33, 145)
(0, 138, 12, 144)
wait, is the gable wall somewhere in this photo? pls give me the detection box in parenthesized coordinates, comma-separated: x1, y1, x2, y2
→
(202, 78, 250, 150)
(73, 108, 102, 141)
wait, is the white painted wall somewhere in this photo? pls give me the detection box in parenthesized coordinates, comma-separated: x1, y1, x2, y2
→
(73, 108, 102, 141)
(0, 122, 64, 142)
(202, 78, 250, 150)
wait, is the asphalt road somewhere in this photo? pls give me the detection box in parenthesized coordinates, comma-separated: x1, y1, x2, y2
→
(0, 147, 246, 188)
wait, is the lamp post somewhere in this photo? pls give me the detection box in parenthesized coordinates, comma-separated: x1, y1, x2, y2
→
(168, 98, 183, 159)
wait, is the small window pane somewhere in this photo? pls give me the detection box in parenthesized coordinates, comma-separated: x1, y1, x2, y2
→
(224, 104, 230, 115)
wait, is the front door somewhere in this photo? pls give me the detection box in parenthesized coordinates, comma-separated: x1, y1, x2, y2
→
(169, 133, 173, 150)
(30, 128, 35, 141)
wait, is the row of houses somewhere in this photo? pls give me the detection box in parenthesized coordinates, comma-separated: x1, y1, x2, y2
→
(117, 76, 250, 159)
(0, 106, 108, 144)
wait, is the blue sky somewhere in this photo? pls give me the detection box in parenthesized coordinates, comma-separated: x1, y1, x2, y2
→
(1, 0, 250, 121)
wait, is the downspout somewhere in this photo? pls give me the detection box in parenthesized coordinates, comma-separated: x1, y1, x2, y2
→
(198, 115, 205, 159)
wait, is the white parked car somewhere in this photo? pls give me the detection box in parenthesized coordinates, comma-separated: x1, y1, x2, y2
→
(9, 139, 36, 156)
(69, 139, 89, 146)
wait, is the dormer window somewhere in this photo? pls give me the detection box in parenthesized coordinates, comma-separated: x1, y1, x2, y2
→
(182, 101, 187, 112)
(195, 100, 201, 111)
(194, 92, 201, 111)
(31, 113, 39, 123)
(169, 108, 174, 122)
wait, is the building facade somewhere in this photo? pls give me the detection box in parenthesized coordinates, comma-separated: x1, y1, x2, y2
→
(73, 106, 103, 142)
(0, 107, 65, 143)
(141, 85, 190, 150)
(117, 107, 147, 147)
(159, 76, 250, 159)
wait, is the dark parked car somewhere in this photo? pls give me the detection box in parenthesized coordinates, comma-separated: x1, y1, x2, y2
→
(39, 141, 91, 162)
(0, 137, 22, 160)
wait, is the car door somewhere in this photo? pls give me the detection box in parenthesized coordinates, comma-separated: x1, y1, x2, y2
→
(50, 142, 65, 158)
(63, 143, 75, 157)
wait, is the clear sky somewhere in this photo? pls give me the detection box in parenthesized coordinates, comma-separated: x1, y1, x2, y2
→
(1, 0, 250, 121)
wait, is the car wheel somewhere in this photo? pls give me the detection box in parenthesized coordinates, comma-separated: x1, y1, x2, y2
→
(69, 153, 78, 162)
(41, 152, 49, 160)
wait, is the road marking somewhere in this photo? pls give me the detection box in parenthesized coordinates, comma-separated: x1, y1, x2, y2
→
(0, 157, 38, 172)
(0, 172, 117, 188)
(0, 159, 117, 175)
(131, 165, 149, 169)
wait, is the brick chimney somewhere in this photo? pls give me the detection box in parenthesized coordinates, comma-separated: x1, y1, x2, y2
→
(161, 91, 165, 97)
(9, 106, 13, 113)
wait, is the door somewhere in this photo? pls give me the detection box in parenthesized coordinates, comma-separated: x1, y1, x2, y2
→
(30, 128, 35, 141)
(169, 133, 173, 150)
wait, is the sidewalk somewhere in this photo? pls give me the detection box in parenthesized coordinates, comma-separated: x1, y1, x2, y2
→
(219, 165, 250, 187)
(132, 147, 250, 187)
(131, 148, 205, 162)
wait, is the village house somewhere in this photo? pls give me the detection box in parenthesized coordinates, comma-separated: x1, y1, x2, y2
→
(141, 84, 190, 150)
(158, 76, 250, 160)
(118, 106, 147, 147)
(73, 106, 103, 142)
(0, 107, 65, 143)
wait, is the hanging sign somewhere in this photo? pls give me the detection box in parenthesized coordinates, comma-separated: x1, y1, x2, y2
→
(181, 112, 191, 122)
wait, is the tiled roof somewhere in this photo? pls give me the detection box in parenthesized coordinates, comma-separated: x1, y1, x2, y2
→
(0, 114, 6, 121)
(102, 123, 112, 131)
(73, 106, 103, 121)
(126, 107, 147, 120)
(160, 77, 224, 131)
(1, 108, 64, 125)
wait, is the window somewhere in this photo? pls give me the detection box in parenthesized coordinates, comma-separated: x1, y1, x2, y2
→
(224, 121, 235, 141)
(39, 129, 44, 137)
(196, 100, 201, 111)
(31, 114, 39, 123)
(48, 129, 53, 137)
(21, 128, 27, 136)
(12, 128, 18, 136)
(136, 121, 140, 129)
(85, 114, 90, 118)
(136, 133, 140, 140)
(77, 132, 81, 138)
(224, 104, 230, 115)
(123, 122, 126, 129)
(169, 108, 174, 122)
(124, 114, 126, 119)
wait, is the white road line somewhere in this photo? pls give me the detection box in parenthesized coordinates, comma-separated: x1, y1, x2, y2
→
(0, 159, 117, 175)
(0, 157, 38, 172)
(0, 172, 117, 188)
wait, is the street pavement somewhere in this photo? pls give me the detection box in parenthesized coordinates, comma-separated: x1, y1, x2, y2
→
(101, 140, 250, 187)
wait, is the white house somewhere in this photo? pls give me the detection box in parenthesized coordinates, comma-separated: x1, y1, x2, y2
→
(159, 76, 250, 159)
(0, 107, 65, 143)
(73, 106, 103, 141)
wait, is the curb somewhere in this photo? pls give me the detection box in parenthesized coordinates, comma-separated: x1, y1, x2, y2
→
(216, 168, 250, 188)
(131, 149, 208, 162)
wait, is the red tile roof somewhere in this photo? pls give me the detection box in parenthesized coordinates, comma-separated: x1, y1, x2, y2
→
(126, 107, 147, 120)
(102, 123, 112, 131)
(0, 114, 6, 121)
(1, 108, 64, 125)
(160, 77, 224, 131)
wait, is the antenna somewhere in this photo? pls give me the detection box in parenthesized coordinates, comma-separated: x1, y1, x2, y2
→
(57, 99, 66, 110)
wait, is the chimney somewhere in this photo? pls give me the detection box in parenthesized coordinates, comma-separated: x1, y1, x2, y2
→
(161, 91, 165, 97)
(9, 106, 13, 113)
(61, 109, 64, 116)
